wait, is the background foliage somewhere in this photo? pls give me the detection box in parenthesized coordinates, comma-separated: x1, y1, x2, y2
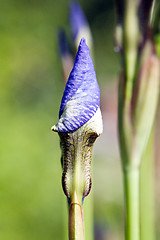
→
(1, 0, 159, 239)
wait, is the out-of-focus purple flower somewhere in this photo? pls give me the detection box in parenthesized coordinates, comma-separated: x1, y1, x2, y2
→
(57, 28, 70, 57)
(52, 38, 100, 132)
(69, 1, 88, 40)
(69, 1, 93, 49)
(57, 28, 74, 83)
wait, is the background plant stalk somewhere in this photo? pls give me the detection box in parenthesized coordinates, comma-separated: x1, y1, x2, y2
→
(116, 1, 160, 239)
(123, 167, 140, 240)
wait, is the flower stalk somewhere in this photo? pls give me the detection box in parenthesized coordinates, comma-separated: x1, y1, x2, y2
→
(69, 191, 85, 239)
(57, 3, 96, 238)
(52, 38, 103, 239)
(68, 4, 95, 237)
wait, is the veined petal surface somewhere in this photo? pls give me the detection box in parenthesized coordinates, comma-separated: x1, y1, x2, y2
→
(54, 38, 100, 132)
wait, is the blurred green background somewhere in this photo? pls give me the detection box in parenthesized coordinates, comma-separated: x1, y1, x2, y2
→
(1, 0, 159, 239)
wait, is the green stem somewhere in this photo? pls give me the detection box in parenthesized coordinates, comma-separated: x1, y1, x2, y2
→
(140, 130, 155, 240)
(69, 191, 85, 240)
(123, 168, 140, 240)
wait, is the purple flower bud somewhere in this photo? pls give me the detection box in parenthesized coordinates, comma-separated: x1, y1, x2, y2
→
(53, 38, 100, 132)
